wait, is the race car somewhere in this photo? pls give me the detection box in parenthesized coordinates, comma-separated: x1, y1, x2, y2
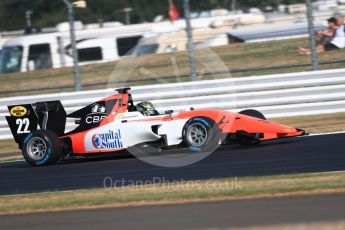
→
(6, 88, 306, 166)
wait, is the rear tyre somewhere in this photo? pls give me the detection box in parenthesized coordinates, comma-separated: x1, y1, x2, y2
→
(239, 109, 266, 120)
(22, 130, 62, 167)
(182, 117, 221, 153)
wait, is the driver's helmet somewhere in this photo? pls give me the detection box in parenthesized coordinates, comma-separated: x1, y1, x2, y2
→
(136, 101, 158, 116)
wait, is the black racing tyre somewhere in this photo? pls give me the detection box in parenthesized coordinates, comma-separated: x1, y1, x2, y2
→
(239, 109, 266, 120)
(182, 117, 221, 153)
(22, 130, 62, 167)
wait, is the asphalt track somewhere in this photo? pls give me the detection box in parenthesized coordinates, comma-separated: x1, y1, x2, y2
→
(0, 133, 344, 195)
(1, 193, 345, 229)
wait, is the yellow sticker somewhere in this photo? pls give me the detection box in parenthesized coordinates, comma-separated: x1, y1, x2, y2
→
(10, 106, 27, 117)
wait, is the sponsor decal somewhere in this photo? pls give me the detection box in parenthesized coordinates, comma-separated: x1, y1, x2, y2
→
(92, 134, 103, 149)
(86, 115, 107, 124)
(92, 129, 123, 149)
(10, 106, 27, 117)
(84, 103, 107, 124)
(117, 113, 140, 119)
(91, 104, 106, 113)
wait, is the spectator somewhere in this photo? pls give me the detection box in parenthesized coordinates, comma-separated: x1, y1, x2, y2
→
(332, 15, 345, 48)
(299, 17, 340, 55)
(316, 17, 337, 46)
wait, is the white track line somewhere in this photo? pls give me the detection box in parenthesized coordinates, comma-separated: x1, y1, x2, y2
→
(305, 131, 345, 137)
(310, 170, 345, 175)
(0, 159, 24, 163)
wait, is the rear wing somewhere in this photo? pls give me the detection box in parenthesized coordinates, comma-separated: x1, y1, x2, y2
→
(5, 101, 66, 148)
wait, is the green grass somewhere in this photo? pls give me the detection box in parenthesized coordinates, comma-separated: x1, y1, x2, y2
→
(272, 112, 345, 134)
(1, 38, 345, 97)
(0, 172, 345, 214)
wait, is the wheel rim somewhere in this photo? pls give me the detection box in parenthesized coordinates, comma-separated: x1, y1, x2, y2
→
(26, 137, 47, 161)
(187, 123, 208, 147)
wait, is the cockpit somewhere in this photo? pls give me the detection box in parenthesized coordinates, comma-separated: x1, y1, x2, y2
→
(119, 88, 160, 116)
(135, 101, 160, 116)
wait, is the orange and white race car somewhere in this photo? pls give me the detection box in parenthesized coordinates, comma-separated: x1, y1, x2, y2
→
(6, 88, 306, 166)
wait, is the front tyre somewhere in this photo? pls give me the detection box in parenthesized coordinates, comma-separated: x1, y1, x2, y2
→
(182, 117, 221, 153)
(22, 130, 62, 167)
